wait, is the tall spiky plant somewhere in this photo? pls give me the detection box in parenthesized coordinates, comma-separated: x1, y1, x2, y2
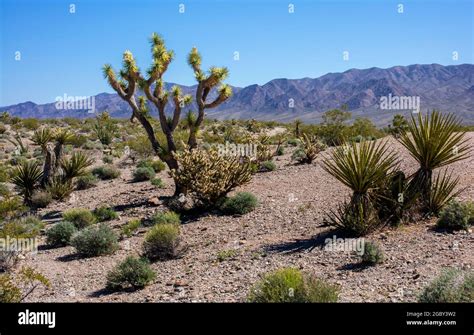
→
(60, 151, 94, 180)
(322, 140, 398, 236)
(32, 127, 53, 151)
(398, 111, 470, 211)
(103, 33, 233, 195)
(11, 161, 43, 204)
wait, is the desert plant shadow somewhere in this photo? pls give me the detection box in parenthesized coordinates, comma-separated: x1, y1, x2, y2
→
(40, 210, 62, 223)
(337, 262, 371, 272)
(263, 229, 348, 254)
(55, 253, 83, 262)
(88, 286, 141, 298)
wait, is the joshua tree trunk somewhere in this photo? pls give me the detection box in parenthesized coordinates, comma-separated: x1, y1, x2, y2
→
(41, 143, 57, 186)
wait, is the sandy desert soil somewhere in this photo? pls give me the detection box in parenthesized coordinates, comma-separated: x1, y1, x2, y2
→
(16, 133, 474, 302)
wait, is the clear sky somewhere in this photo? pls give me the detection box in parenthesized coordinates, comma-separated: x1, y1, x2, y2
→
(0, 0, 472, 106)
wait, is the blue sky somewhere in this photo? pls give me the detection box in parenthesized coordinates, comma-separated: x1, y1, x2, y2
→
(0, 0, 472, 105)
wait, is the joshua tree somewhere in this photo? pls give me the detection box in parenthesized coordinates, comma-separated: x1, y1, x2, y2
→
(103, 33, 232, 195)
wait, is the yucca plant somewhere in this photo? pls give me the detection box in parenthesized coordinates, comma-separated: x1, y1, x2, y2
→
(322, 140, 397, 236)
(11, 161, 43, 204)
(399, 111, 470, 210)
(8, 134, 28, 155)
(60, 152, 94, 180)
(293, 133, 326, 164)
(46, 176, 75, 201)
(427, 170, 463, 215)
(32, 127, 53, 151)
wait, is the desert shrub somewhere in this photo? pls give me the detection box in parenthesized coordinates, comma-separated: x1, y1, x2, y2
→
(10, 160, 43, 204)
(292, 134, 326, 164)
(437, 200, 474, 231)
(121, 219, 141, 237)
(0, 267, 50, 303)
(398, 111, 470, 213)
(419, 269, 473, 303)
(259, 160, 276, 172)
(46, 221, 77, 247)
(248, 268, 339, 303)
(76, 173, 98, 190)
(361, 242, 384, 265)
(322, 140, 397, 236)
(220, 192, 258, 215)
(60, 151, 94, 180)
(275, 146, 284, 156)
(93, 206, 118, 222)
(0, 124, 6, 135)
(69, 134, 88, 148)
(0, 164, 12, 183)
(92, 165, 121, 180)
(0, 196, 25, 220)
(0, 183, 10, 197)
(30, 191, 52, 208)
(387, 114, 409, 138)
(0, 216, 44, 239)
(63, 208, 96, 229)
(22, 118, 40, 130)
(71, 224, 118, 257)
(150, 177, 164, 188)
(216, 249, 238, 262)
(137, 159, 166, 173)
(106, 256, 156, 291)
(151, 211, 180, 226)
(102, 155, 114, 164)
(170, 147, 252, 207)
(133, 167, 155, 182)
(143, 223, 181, 260)
(45, 177, 74, 200)
(287, 138, 300, 147)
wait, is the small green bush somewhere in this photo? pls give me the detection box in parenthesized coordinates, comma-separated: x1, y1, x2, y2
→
(419, 269, 473, 303)
(121, 219, 141, 237)
(143, 223, 181, 260)
(287, 138, 300, 147)
(150, 177, 165, 188)
(30, 191, 52, 208)
(217, 249, 238, 262)
(361, 242, 384, 265)
(220, 192, 258, 215)
(0, 183, 10, 197)
(45, 178, 74, 200)
(92, 165, 121, 180)
(151, 211, 180, 226)
(106, 256, 156, 291)
(248, 268, 339, 303)
(102, 155, 114, 164)
(76, 173, 98, 190)
(46, 221, 77, 247)
(133, 167, 155, 182)
(0, 216, 44, 239)
(93, 205, 118, 222)
(260, 160, 276, 172)
(63, 208, 96, 229)
(71, 224, 118, 257)
(437, 200, 474, 231)
(276, 146, 285, 156)
(137, 159, 166, 173)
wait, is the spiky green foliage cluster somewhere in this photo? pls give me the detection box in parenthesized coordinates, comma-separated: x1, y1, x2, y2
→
(292, 133, 326, 164)
(437, 200, 474, 231)
(323, 140, 398, 236)
(11, 160, 43, 204)
(399, 111, 470, 213)
(170, 147, 253, 207)
(93, 112, 118, 145)
(248, 268, 339, 303)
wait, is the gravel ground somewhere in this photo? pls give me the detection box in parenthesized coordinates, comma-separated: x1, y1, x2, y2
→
(18, 133, 474, 302)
